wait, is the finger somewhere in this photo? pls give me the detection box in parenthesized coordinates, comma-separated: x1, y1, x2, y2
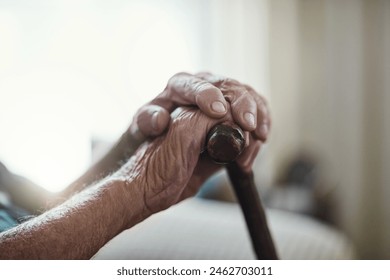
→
(244, 131, 250, 148)
(256, 102, 271, 142)
(195, 82, 227, 118)
(230, 92, 257, 131)
(152, 72, 228, 118)
(246, 87, 271, 141)
(197, 73, 241, 89)
(136, 105, 171, 137)
(195, 72, 226, 85)
(236, 136, 262, 173)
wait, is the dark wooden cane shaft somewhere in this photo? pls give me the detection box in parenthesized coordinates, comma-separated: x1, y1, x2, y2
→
(227, 162, 278, 259)
(206, 123, 278, 260)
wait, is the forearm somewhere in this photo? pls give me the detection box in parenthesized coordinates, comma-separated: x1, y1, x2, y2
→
(59, 128, 144, 202)
(0, 177, 146, 259)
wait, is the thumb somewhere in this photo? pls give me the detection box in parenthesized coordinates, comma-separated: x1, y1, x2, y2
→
(144, 107, 221, 193)
(136, 105, 171, 137)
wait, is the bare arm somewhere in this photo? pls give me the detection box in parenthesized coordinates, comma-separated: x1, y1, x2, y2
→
(0, 108, 216, 259)
(58, 129, 144, 202)
(0, 177, 146, 259)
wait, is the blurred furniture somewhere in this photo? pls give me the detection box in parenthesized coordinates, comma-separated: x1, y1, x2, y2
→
(93, 197, 355, 260)
(263, 153, 337, 224)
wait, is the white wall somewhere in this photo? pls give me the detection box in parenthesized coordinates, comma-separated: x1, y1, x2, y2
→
(268, 0, 390, 259)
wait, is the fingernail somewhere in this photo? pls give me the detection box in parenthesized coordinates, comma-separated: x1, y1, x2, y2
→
(259, 123, 268, 138)
(244, 112, 255, 128)
(151, 111, 159, 131)
(211, 101, 226, 113)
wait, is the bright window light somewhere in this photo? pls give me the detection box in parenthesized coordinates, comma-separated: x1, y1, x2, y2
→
(0, 1, 196, 192)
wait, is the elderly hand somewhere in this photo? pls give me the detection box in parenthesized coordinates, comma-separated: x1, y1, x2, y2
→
(132, 72, 270, 139)
(117, 71, 271, 214)
(128, 72, 271, 170)
(116, 107, 231, 215)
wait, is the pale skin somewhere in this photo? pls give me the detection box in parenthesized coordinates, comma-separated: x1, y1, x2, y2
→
(0, 72, 270, 259)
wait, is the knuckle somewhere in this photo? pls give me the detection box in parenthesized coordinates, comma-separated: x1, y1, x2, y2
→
(259, 102, 270, 119)
(167, 72, 190, 89)
(251, 90, 268, 106)
(171, 71, 190, 80)
(232, 92, 254, 108)
(193, 80, 210, 92)
(195, 71, 212, 78)
(221, 77, 239, 85)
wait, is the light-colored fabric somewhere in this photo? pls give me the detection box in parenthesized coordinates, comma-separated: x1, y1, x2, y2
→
(93, 198, 355, 260)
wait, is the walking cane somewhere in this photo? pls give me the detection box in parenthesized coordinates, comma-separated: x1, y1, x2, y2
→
(125, 116, 278, 259)
(206, 122, 278, 260)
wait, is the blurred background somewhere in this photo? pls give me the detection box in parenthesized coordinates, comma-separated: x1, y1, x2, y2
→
(0, 0, 389, 259)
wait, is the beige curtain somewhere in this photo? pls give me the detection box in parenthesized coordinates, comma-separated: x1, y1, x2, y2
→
(268, 0, 390, 259)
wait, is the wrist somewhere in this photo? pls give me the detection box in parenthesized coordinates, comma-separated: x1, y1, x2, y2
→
(106, 174, 151, 230)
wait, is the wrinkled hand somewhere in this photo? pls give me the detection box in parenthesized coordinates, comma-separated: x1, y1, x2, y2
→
(128, 72, 271, 172)
(118, 107, 235, 214)
(118, 72, 271, 214)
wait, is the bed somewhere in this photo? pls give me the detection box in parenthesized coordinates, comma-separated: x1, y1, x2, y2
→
(93, 197, 355, 260)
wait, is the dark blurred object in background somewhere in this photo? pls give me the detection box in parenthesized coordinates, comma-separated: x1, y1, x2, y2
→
(264, 152, 337, 225)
